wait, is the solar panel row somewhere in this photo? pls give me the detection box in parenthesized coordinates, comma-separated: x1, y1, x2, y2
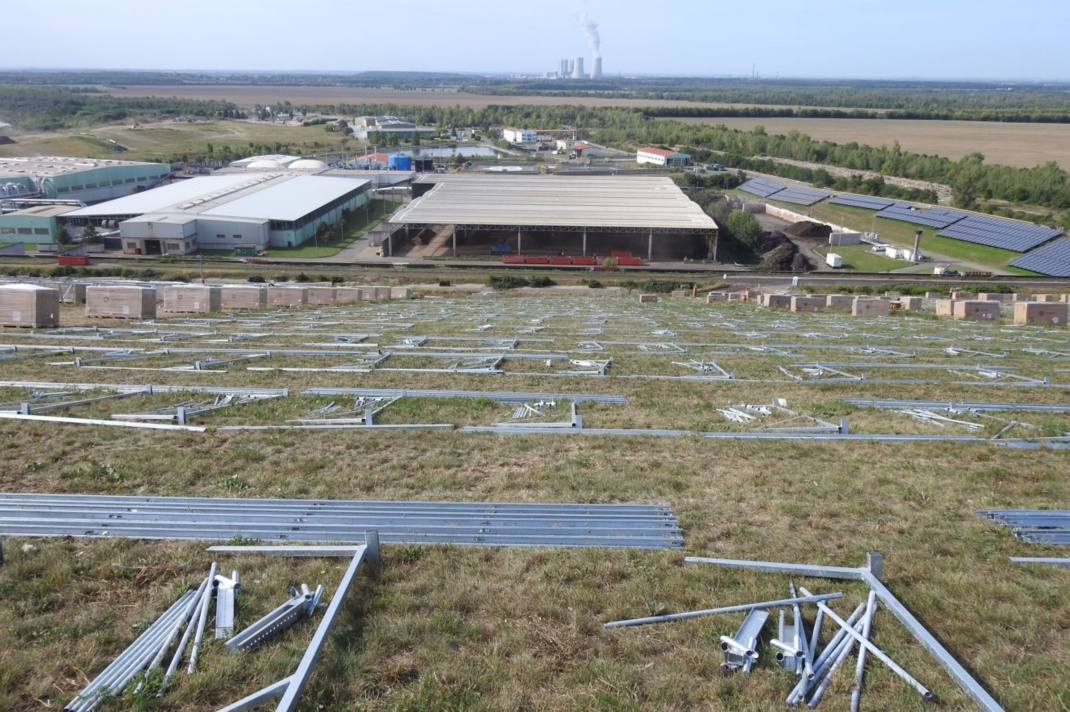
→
(938, 214, 1063, 253)
(1008, 238, 1070, 276)
(771, 187, 832, 206)
(829, 194, 896, 210)
(738, 177, 787, 198)
(874, 203, 967, 229)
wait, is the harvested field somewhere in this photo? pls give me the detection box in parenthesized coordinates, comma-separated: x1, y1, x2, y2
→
(104, 85, 842, 113)
(673, 116, 1070, 169)
(0, 292, 1068, 711)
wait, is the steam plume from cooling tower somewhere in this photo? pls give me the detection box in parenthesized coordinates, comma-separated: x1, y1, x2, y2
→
(579, 13, 601, 58)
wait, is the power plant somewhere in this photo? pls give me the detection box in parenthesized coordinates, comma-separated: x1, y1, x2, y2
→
(557, 14, 603, 79)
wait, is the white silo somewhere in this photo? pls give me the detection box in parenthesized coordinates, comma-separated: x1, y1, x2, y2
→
(590, 57, 602, 79)
(572, 57, 585, 79)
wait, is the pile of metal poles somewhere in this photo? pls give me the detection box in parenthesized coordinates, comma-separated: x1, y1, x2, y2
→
(64, 563, 235, 712)
(604, 582, 932, 710)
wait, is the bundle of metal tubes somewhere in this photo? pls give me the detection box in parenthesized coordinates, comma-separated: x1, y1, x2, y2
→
(64, 562, 234, 712)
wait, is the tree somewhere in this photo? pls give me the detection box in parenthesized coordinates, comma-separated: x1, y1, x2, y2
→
(82, 224, 100, 244)
(726, 210, 761, 249)
(55, 226, 70, 245)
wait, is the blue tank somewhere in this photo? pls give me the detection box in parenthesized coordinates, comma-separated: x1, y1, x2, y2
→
(388, 154, 412, 171)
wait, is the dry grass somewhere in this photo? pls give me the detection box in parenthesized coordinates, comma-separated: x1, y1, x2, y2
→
(1, 294, 1069, 711)
(673, 116, 1070, 170)
(102, 86, 815, 113)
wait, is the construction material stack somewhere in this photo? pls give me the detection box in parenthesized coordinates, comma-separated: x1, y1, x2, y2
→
(220, 285, 267, 310)
(306, 286, 336, 305)
(86, 285, 156, 319)
(790, 296, 825, 313)
(163, 285, 222, 313)
(852, 298, 892, 317)
(0, 284, 60, 327)
(267, 286, 309, 307)
(1014, 301, 1067, 326)
(953, 300, 1000, 321)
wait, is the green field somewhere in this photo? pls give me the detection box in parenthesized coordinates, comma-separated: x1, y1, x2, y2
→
(817, 243, 903, 272)
(801, 201, 1028, 272)
(0, 120, 359, 162)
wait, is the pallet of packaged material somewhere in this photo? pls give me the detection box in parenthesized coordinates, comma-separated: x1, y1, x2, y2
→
(163, 285, 222, 313)
(935, 299, 956, 316)
(852, 298, 891, 316)
(790, 296, 825, 312)
(762, 294, 791, 309)
(334, 287, 363, 303)
(0, 284, 60, 327)
(953, 300, 1000, 321)
(899, 296, 924, 311)
(306, 286, 336, 305)
(706, 292, 727, 303)
(267, 286, 308, 307)
(1062, 294, 1070, 304)
(1032, 294, 1059, 303)
(978, 292, 1011, 302)
(639, 294, 658, 303)
(951, 291, 975, 300)
(86, 286, 156, 319)
(825, 294, 854, 311)
(372, 287, 391, 300)
(390, 286, 411, 299)
(220, 286, 267, 310)
(1011, 293, 1032, 302)
(1014, 301, 1068, 326)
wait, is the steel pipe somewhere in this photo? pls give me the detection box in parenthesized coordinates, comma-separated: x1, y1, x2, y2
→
(603, 592, 843, 629)
(798, 586, 932, 700)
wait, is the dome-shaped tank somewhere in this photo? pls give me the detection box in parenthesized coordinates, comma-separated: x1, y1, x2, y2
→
(245, 159, 283, 170)
(288, 158, 329, 172)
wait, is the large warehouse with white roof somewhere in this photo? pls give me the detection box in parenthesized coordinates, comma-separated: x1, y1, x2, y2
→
(62, 173, 371, 254)
(388, 174, 718, 260)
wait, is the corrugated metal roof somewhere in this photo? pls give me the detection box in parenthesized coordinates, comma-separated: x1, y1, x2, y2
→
(63, 174, 370, 222)
(394, 175, 716, 231)
(637, 147, 676, 157)
(64, 175, 257, 217)
(201, 175, 368, 222)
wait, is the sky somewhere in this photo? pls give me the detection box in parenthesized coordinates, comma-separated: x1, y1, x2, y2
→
(2, 0, 1069, 81)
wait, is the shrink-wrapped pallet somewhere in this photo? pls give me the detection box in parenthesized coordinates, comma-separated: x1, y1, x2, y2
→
(163, 285, 222, 313)
(267, 286, 308, 307)
(86, 286, 156, 319)
(220, 286, 267, 310)
(0, 284, 60, 327)
(306, 286, 336, 305)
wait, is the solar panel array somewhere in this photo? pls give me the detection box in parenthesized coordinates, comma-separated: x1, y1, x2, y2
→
(1008, 239, 1070, 275)
(770, 186, 831, 206)
(829, 193, 896, 211)
(938, 214, 1064, 253)
(738, 177, 787, 198)
(874, 203, 967, 229)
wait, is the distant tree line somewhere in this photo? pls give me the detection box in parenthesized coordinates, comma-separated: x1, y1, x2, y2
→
(0, 85, 245, 131)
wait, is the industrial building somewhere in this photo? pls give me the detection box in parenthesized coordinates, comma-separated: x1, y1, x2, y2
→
(0, 156, 171, 203)
(636, 148, 692, 167)
(0, 205, 73, 243)
(61, 173, 371, 255)
(502, 127, 538, 144)
(388, 174, 717, 261)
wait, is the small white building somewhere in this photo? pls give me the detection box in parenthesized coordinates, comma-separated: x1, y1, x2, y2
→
(502, 127, 538, 144)
(637, 147, 692, 167)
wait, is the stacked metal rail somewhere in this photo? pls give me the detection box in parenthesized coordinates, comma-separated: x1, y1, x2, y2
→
(977, 509, 1070, 544)
(0, 493, 683, 549)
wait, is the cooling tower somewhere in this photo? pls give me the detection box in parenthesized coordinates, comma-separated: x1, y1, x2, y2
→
(590, 57, 602, 79)
(572, 57, 584, 79)
(560, 59, 569, 77)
